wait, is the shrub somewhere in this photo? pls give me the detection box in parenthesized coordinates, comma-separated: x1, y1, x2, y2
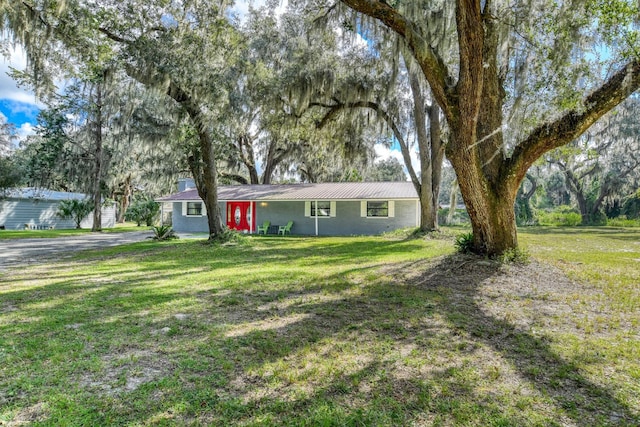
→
(537, 206, 582, 226)
(151, 225, 178, 241)
(622, 192, 640, 219)
(607, 216, 640, 227)
(497, 247, 530, 264)
(57, 199, 95, 229)
(585, 210, 607, 226)
(125, 198, 160, 226)
(454, 231, 475, 254)
(207, 229, 249, 246)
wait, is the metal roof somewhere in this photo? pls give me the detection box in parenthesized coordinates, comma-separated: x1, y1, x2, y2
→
(2, 187, 89, 201)
(158, 182, 418, 202)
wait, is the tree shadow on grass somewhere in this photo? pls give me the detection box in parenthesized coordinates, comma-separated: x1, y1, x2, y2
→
(3, 238, 638, 426)
(152, 253, 639, 425)
(401, 255, 638, 426)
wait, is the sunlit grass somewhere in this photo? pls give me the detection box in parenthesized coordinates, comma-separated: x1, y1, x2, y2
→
(0, 222, 150, 239)
(0, 229, 638, 426)
(521, 227, 640, 311)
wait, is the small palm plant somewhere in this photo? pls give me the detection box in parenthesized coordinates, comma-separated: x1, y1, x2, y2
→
(151, 225, 178, 241)
(57, 199, 95, 229)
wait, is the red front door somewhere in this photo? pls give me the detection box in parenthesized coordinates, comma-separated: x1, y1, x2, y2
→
(226, 201, 255, 233)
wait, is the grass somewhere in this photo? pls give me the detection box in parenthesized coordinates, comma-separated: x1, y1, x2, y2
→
(0, 223, 151, 239)
(0, 227, 638, 426)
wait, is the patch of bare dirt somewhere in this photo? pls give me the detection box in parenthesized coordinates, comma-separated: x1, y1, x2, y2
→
(79, 349, 172, 395)
(4, 402, 48, 426)
(392, 255, 592, 336)
(387, 255, 636, 426)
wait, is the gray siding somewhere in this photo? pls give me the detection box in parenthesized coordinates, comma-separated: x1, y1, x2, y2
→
(0, 199, 116, 230)
(81, 203, 117, 229)
(171, 199, 418, 236)
(170, 201, 225, 233)
(256, 200, 418, 236)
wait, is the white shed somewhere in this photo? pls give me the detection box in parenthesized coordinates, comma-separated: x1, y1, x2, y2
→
(0, 188, 116, 230)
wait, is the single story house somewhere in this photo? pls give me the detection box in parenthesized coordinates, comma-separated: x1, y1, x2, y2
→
(0, 188, 116, 230)
(158, 178, 420, 236)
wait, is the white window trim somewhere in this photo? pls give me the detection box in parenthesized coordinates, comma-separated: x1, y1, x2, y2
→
(361, 200, 395, 218)
(183, 201, 206, 217)
(305, 201, 336, 218)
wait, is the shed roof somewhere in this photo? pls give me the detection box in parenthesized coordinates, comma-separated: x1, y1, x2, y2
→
(158, 182, 418, 202)
(3, 187, 89, 201)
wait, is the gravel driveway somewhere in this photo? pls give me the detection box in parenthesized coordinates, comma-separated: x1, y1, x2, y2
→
(0, 231, 153, 270)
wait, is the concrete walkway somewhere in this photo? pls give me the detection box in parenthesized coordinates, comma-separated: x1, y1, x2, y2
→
(0, 231, 153, 270)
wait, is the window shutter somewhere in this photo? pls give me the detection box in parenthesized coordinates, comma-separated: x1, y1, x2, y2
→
(182, 202, 187, 216)
(305, 201, 311, 217)
(201, 202, 207, 216)
(389, 201, 395, 218)
(330, 201, 336, 217)
(360, 201, 367, 217)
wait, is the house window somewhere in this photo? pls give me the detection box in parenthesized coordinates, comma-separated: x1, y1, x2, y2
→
(367, 201, 388, 217)
(361, 200, 395, 218)
(311, 201, 331, 217)
(305, 201, 336, 217)
(185, 202, 203, 216)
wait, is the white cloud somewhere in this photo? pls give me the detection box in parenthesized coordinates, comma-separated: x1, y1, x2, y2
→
(0, 45, 41, 106)
(17, 122, 35, 140)
(229, 0, 288, 23)
(334, 27, 369, 53)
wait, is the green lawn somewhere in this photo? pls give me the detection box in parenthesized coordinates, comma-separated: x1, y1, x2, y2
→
(0, 228, 638, 426)
(0, 223, 150, 239)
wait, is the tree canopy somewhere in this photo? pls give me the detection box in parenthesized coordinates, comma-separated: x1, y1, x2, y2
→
(324, 0, 640, 254)
(2, 0, 639, 249)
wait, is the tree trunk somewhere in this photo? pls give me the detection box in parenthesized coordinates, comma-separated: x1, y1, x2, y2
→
(91, 80, 104, 232)
(561, 167, 589, 223)
(429, 104, 445, 228)
(459, 177, 518, 254)
(516, 174, 537, 225)
(166, 81, 225, 238)
(187, 129, 225, 239)
(408, 64, 438, 231)
(447, 178, 458, 225)
(200, 131, 225, 239)
(261, 139, 293, 184)
(576, 191, 589, 223)
(448, 128, 519, 255)
(238, 134, 260, 184)
(261, 139, 278, 185)
(117, 175, 132, 223)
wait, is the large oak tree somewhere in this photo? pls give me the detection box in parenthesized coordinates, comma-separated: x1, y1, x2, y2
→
(334, 0, 640, 255)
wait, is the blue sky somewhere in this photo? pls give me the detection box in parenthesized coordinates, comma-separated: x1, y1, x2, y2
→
(0, 45, 41, 144)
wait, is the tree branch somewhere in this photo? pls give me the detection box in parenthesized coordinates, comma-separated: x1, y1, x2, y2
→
(98, 27, 134, 44)
(522, 173, 537, 200)
(506, 59, 640, 187)
(339, 0, 454, 119)
(221, 173, 248, 185)
(311, 99, 421, 186)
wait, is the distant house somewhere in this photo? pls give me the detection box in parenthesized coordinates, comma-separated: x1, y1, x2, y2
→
(0, 188, 116, 230)
(158, 178, 420, 236)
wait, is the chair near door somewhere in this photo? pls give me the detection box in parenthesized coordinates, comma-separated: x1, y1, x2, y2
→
(257, 221, 270, 235)
(278, 221, 293, 235)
